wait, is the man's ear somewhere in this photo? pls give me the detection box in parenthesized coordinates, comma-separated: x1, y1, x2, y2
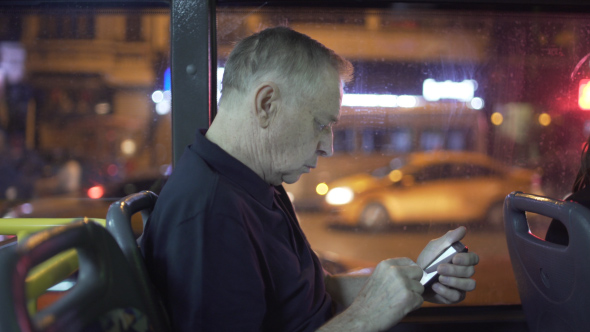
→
(254, 82, 280, 128)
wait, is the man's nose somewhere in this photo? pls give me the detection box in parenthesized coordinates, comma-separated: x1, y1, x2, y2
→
(317, 130, 334, 157)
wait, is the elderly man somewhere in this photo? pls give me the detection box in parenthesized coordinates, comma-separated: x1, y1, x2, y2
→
(141, 26, 479, 331)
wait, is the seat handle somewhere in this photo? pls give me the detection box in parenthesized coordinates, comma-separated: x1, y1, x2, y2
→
(505, 192, 570, 247)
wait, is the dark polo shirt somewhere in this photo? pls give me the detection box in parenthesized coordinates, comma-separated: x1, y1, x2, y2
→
(141, 130, 333, 331)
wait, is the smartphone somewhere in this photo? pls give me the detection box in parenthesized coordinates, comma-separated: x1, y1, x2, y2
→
(420, 241, 468, 288)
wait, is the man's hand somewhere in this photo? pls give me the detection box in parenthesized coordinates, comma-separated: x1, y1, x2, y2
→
(341, 258, 424, 331)
(319, 229, 478, 331)
(417, 226, 479, 304)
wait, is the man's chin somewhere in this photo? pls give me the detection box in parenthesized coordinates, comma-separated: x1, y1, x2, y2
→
(282, 173, 304, 184)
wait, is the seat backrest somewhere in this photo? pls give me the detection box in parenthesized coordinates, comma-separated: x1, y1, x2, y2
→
(105, 190, 170, 332)
(0, 219, 154, 332)
(504, 191, 590, 332)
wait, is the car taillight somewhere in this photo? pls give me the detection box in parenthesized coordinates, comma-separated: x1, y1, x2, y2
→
(87, 186, 104, 199)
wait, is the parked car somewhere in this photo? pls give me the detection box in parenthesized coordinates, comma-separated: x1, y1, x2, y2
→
(324, 151, 538, 230)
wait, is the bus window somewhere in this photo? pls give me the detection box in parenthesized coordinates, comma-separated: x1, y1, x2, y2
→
(333, 128, 356, 153)
(0, 6, 171, 225)
(447, 130, 467, 151)
(216, 4, 586, 308)
(420, 130, 444, 151)
(391, 128, 412, 153)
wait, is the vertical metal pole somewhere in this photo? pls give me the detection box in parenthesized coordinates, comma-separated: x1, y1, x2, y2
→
(169, 1, 214, 325)
(209, 0, 217, 122)
(171, 0, 212, 166)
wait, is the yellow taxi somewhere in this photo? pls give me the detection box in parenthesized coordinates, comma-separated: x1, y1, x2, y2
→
(323, 151, 537, 229)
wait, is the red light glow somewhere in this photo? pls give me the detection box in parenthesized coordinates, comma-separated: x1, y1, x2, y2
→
(87, 186, 104, 199)
(107, 164, 118, 176)
(579, 79, 590, 110)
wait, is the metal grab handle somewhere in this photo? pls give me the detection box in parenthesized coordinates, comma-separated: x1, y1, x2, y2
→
(505, 192, 571, 247)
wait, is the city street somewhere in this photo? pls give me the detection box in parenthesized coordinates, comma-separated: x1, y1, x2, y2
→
(297, 212, 553, 306)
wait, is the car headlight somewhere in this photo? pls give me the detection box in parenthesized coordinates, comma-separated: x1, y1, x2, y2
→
(326, 187, 354, 205)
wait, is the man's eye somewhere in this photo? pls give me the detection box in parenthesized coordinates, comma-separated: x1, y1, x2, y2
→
(316, 121, 328, 131)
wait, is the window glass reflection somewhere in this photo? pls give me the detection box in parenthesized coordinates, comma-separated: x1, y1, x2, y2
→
(217, 6, 590, 306)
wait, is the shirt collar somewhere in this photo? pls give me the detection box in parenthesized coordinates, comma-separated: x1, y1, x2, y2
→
(191, 129, 276, 208)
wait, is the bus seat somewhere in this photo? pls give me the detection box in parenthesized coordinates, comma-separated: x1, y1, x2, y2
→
(106, 190, 157, 257)
(105, 191, 170, 332)
(0, 219, 156, 332)
(504, 191, 590, 332)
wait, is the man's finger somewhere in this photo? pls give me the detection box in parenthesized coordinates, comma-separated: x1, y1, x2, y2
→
(388, 257, 419, 267)
(452, 252, 479, 266)
(437, 263, 475, 278)
(402, 265, 425, 281)
(432, 283, 466, 303)
(410, 279, 425, 295)
(438, 276, 477, 292)
(441, 226, 467, 247)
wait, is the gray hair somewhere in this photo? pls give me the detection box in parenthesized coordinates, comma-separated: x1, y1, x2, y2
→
(220, 26, 353, 107)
